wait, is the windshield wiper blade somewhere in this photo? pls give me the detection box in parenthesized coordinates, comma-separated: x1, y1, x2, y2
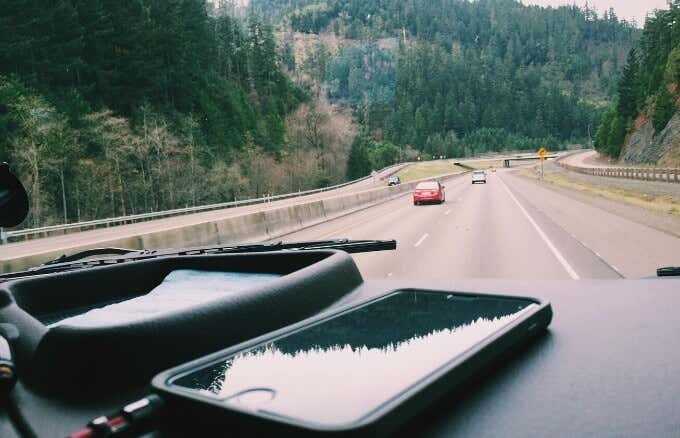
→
(178, 239, 398, 255)
(39, 247, 139, 267)
(0, 239, 397, 280)
(657, 266, 680, 277)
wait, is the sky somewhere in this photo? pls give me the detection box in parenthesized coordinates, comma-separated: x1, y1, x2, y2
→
(522, 0, 668, 26)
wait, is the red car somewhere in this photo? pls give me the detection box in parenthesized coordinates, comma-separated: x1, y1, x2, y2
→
(413, 181, 445, 205)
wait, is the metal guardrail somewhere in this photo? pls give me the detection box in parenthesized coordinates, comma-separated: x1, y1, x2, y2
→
(558, 162, 680, 183)
(1, 163, 408, 244)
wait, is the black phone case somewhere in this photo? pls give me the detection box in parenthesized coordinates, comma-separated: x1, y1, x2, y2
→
(152, 289, 552, 437)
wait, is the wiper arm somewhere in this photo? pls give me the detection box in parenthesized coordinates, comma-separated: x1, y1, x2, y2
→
(0, 239, 397, 280)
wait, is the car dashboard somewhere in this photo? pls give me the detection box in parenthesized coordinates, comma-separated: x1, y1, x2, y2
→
(0, 251, 678, 437)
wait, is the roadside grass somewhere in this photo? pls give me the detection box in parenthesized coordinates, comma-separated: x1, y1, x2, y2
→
(457, 160, 504, 169)
(393, 161, 466, 183)
(517, 167, 680, 217)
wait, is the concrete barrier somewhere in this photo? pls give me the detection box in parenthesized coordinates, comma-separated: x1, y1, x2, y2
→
(1, 162, 412, 244)
(1, 171, 465, 273)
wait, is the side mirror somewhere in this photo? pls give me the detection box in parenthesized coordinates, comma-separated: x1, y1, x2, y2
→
(0, 163, 29, 227)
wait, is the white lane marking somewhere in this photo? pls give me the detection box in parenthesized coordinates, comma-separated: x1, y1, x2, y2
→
(414, 233, 429, 248)
(498, 176, 580, 280)
(444, 209, 452, 215)
(315, 203, 407, 239)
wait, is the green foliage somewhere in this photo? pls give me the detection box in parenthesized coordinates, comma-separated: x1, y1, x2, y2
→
(256, 0, 637, 97)
(346, 134, 372, 179)
(303, 41, 332, 84)
(594, 107, 627, 158)
(652, 86, 677, 133)
(326, 44, 396, 105)
(0, 3, 322, 228)
(606, 116, 628, 157)
(617, 48, 641, 119)
(0, 76, 79, 226)
(368, 141, 401, 170)
(259, 0, 636, 155)
(595, 2, 680, 158)
(0, 1, 306, 158)
(594, 108, 616, 154)
(290, 3, 341, 33)
(454, 129, 561, 157)
(380, 45, 599, 149)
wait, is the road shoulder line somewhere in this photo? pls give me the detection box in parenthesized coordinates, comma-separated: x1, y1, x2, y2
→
(497, 175, 580, 280)
(414, 233, 429, 247)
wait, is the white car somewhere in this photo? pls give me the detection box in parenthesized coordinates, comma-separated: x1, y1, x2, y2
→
(471, 170, 487, 184)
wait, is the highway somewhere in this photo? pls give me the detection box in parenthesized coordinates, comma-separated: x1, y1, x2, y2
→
(279, 168, 680, 280)
(3, 158, 678, 279)
(0, 163, 410, 265)
(560, 149, 610, 168)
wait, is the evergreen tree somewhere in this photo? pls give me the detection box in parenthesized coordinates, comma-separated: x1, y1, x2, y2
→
(606, 116, 627, 157)
(594, 3, 680, 157)
(652, 86, 676, 133)
(346, 135, 372, 179)
(617, 48, 641, 119)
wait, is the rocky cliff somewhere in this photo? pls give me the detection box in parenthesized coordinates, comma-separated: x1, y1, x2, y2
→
(621, 112, 680, 167)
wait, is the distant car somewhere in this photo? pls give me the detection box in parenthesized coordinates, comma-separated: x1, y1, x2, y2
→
(413, 181, 445, 205)
(387, 176, 401, 186)
(472, 170, 487, 184)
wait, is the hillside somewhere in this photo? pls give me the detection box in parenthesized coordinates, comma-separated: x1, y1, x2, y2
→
(0, 1, 352, 228)
(594, 3, 680, 167)
(252, 0, 639, 171)
(0, 0, 643, 228)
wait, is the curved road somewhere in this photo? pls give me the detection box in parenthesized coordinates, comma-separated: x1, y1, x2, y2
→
(279, 169, 680, 279)
(5, 157, 677, 280)
(561, 149, 621, 168)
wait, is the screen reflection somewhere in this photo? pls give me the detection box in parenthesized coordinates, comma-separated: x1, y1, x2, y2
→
(172, 291, 536, 426)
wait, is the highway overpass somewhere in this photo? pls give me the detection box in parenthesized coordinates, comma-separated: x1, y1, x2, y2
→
(501, 155, 559, 167)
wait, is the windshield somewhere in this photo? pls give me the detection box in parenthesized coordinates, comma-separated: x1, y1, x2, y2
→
(0, 0, 678, 280)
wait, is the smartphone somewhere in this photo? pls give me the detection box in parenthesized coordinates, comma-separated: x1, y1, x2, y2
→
(153, 289, 552, 436)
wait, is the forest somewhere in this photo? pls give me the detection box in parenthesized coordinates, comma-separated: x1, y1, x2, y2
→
(595, 2, 680, 159)
(1, 0, 640, 228)
(1, 0, 353, 228)
(253, 0, 638, 176)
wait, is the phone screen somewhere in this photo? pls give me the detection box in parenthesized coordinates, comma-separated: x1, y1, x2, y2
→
(169, 291, 537, 427)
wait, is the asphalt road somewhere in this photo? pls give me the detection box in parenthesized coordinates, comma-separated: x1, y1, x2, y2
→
(0, 152, 559, 262)
(279, 169, 680, 279)
(561, 149, 611, 168)
(0, 164, 409, 262)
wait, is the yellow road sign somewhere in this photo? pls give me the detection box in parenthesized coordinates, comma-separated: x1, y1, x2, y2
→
(537, 147, 547, 160)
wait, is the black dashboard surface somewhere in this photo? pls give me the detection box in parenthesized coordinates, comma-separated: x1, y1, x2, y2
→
(348, 278, 680, 437)
(4, 277, 680, 437)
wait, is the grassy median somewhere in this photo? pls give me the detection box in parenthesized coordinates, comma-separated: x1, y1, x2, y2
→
(518, 167, 680, 216)
(394, 161, 467, 183)
(458, 159, 505, 170)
